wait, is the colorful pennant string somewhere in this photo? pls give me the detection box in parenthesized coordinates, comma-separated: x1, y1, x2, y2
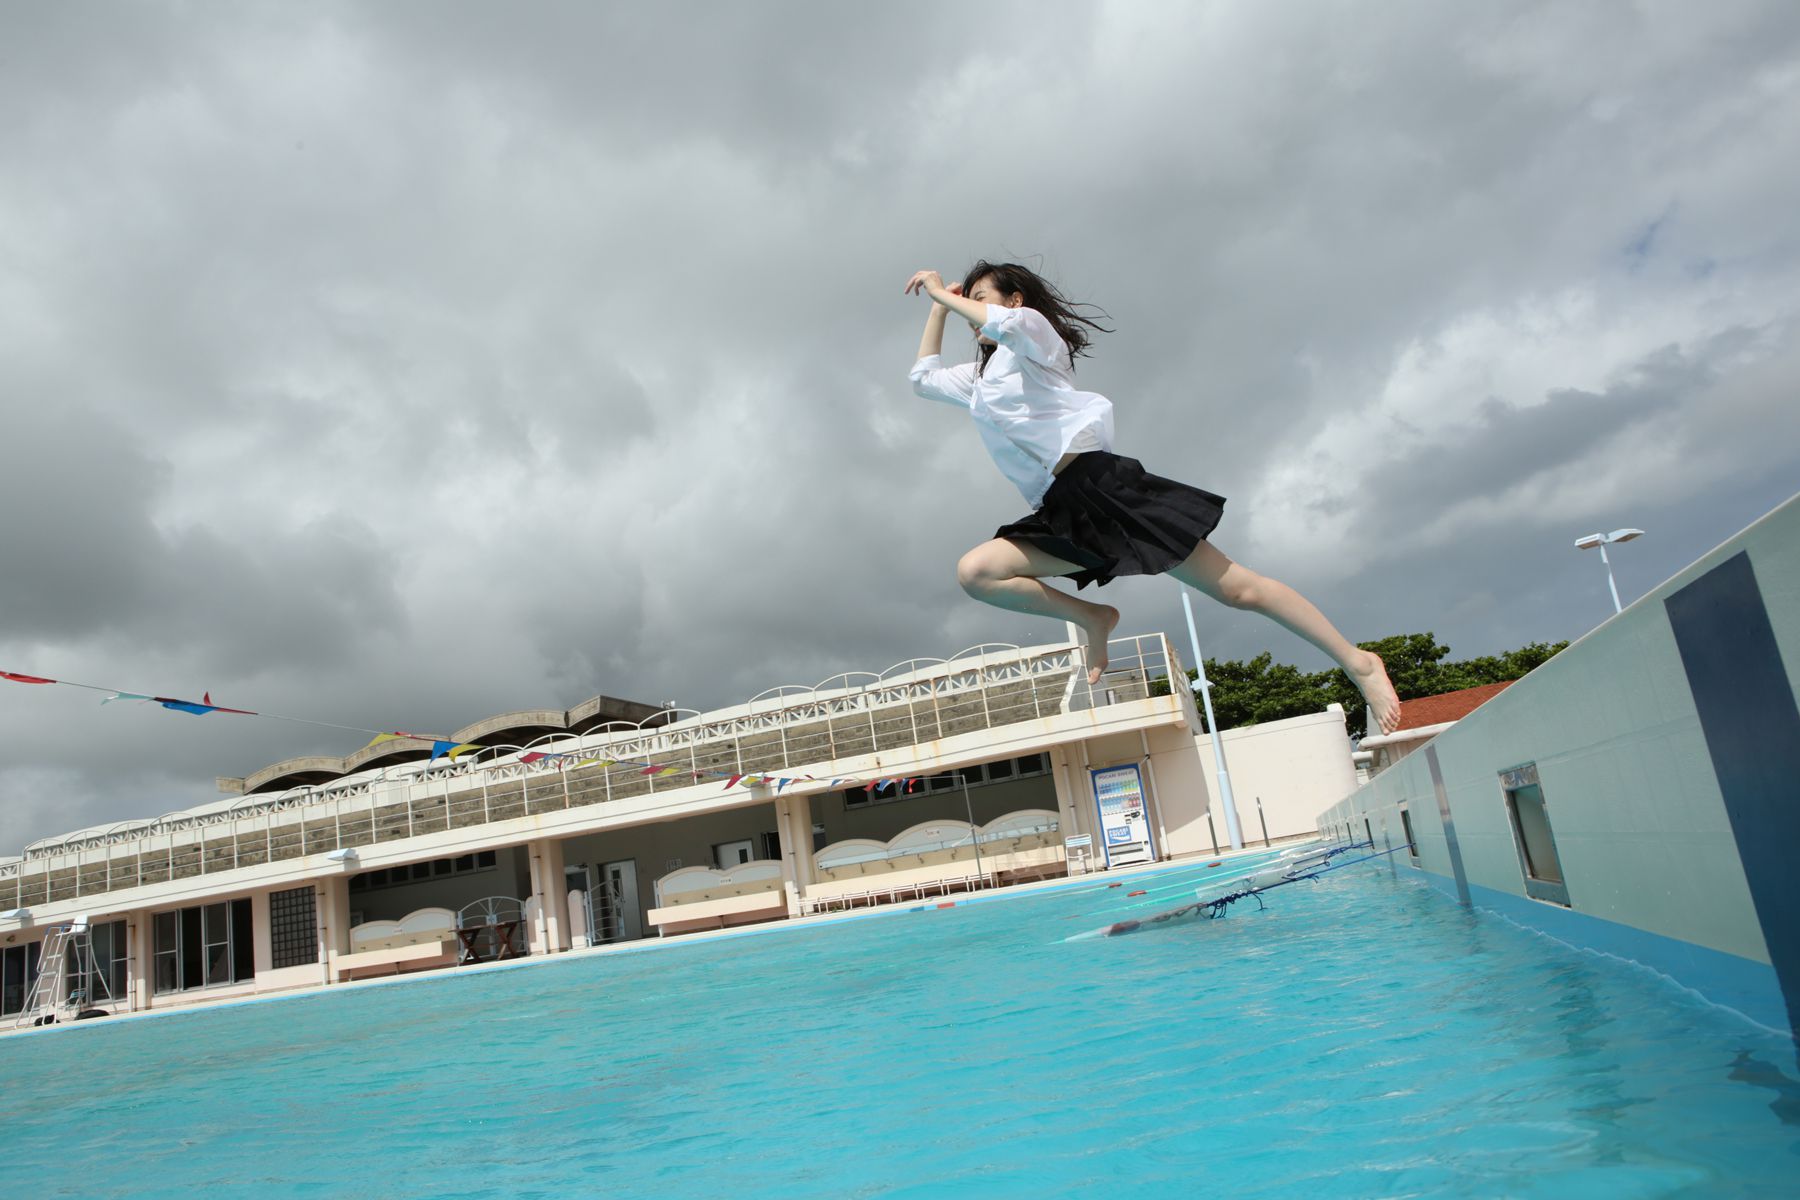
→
(2, 665, 943, 798)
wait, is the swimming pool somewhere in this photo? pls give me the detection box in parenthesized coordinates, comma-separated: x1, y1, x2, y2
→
(3, 853, 1796, 1197)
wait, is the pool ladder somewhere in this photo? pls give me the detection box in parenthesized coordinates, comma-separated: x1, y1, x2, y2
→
(11, 915, 110, 1028)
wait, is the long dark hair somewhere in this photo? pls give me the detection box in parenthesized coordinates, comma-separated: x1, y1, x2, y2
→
(959, 260, 1113, 375)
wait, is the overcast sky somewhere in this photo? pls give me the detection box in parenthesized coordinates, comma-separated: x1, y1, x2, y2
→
(3, 1, 1797, 853)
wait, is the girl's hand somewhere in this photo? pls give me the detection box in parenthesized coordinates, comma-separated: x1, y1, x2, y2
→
(905, 269, 947, 298)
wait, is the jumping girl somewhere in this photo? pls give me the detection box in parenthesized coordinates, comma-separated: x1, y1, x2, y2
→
(904, 261, 1402, 735)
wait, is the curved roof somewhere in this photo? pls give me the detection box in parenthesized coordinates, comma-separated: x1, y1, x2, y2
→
(223, 693, 670, 795)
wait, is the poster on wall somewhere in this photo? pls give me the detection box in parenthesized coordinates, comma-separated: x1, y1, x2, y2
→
(1090, 763, 1156, 867)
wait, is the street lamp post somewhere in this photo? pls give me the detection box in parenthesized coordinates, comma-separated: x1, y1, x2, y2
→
(1181, 590, 1245, 851)
(1574, 528, 1645, 615)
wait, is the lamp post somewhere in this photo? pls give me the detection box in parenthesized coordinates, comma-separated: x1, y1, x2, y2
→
(1181, 591, 1244, 850)
(957, 772, 984, 883)
(1574, 528, 1644, 615)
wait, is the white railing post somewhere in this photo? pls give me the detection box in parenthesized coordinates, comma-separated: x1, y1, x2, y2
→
(977, 657, 994, 730)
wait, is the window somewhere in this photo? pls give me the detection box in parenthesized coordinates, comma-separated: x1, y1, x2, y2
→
(1398, 807, 1419, 862)
(1501, 763, 1570, 907)
(350, 852, 500, 893)
(758, 831, 782, 860)
(153, 912, 178, 994)
(1, 941, 43, 1016)
(59, 919, 129, 1008)
(269, 886, 319, 970)
(843, 753, 1055, 807)
(154, 898, 255, 993)
(203, 902, 231, 985)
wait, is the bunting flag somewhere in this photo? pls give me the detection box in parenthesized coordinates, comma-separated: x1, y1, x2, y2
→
(3, 664, 956, 798)
(158, 699, 218, 716)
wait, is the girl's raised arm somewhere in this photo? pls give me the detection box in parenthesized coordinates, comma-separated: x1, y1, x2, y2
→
(908, 272, 962, 361)
(906, 270, 984, 328)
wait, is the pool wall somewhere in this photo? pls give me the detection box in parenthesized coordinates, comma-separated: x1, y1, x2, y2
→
(1320, 492, 1800, 1039)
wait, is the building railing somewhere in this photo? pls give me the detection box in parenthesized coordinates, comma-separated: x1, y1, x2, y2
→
(1, 633, 1188, 910)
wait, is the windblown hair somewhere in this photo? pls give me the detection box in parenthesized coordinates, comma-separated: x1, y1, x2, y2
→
(960, 260, 1113, 375)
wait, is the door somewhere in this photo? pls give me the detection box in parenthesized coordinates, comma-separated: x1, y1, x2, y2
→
(602, 860, 642, 942)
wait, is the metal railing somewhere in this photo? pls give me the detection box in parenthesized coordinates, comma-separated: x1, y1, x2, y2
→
(2, 633, 1187, 910)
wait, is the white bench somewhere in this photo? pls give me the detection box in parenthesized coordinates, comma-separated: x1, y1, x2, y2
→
(648, 862, 788, 936)
(336, 907, 460, 980)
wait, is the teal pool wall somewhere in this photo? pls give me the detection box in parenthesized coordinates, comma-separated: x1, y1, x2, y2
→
(1321, 493, 1800, 1039)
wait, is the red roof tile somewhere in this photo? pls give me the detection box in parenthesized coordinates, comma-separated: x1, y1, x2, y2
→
(1395, 681, 1516, 731)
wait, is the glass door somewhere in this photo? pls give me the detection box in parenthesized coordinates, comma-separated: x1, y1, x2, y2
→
(603, 860, 641, 942)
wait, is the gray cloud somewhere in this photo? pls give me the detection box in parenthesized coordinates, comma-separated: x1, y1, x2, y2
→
(2, 403, 404, 669)
(1357, 333, 1744, 527)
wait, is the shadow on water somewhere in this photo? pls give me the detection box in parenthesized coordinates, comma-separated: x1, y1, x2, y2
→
(1728, 1049, 1800, 1130)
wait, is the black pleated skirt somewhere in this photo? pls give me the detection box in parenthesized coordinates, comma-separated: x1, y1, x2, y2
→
(993, 452, 1226, 589)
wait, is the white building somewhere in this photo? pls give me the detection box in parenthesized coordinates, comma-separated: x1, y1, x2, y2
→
(2, 631, 1356, 1028)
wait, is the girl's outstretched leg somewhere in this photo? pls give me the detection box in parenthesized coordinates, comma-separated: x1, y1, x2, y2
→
(958, 539, 1119, 684)
(1167, 539, 1403, 734)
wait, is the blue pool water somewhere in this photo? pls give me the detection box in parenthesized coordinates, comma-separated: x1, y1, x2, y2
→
(3, 854, 1797, 1198)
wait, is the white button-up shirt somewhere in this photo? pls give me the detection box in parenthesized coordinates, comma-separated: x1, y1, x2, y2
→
(909, 303, 1115, 508)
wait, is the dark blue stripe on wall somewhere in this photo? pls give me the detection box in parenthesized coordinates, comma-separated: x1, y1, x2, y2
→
(1665, 551, 1800, 1043)
(1424, 745, 1471, 908)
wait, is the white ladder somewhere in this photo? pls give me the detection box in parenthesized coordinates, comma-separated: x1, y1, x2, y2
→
(12, 915, 104, 1029)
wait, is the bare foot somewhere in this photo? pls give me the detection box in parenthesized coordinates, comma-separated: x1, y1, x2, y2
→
(1350, 650, 1402, 735)
(1077, 605, 1121, 685)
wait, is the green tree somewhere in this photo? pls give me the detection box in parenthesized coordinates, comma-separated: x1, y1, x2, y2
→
(1173, 633, 1569, 734)
(1199, 652, 1335, 729)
